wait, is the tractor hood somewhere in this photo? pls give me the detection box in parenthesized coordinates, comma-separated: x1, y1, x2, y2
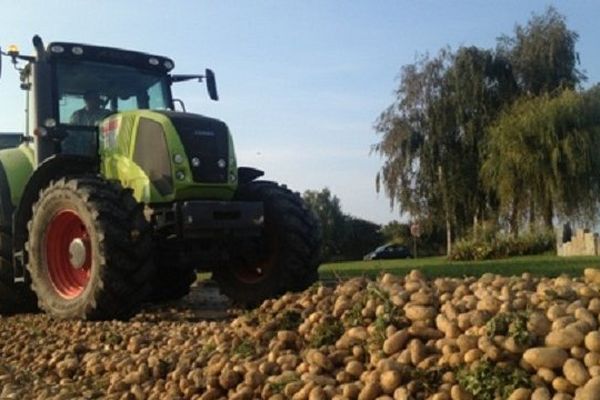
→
(156, 111, 231, 184)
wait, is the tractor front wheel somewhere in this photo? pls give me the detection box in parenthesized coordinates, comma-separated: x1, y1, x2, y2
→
(213, 181, 321, 307)
(26, 177, 155, 319)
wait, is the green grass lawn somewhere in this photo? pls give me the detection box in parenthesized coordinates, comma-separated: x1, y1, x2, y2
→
(319, 254, 600, 280)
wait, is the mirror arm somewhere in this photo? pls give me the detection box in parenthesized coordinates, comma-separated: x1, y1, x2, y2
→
(170, 74, 204, 83)
(173, 99, 186, 112)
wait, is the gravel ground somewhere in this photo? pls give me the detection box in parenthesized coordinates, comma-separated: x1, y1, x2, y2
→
(4, 271, 600, 400)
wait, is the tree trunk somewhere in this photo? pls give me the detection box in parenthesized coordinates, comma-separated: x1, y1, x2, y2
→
(528, 198, 535, 232)
(446, 216, 452, 257)
(510, 198, 519, 237)
(473, 212, 478, 240)
(544, 198, 554, 230)
(438, 165, 452, 256)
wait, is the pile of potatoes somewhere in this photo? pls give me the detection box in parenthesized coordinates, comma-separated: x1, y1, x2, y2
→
(201, 268, 600, 400)
(5, 268, 600, 399)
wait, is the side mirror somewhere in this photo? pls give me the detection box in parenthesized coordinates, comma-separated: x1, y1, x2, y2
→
(205, 69, 218, 101)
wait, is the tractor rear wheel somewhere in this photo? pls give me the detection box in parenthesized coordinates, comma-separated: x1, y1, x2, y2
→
(149, 264, 197, 303)
(26, 177, 155, 319)
(213, 181, 321, 307)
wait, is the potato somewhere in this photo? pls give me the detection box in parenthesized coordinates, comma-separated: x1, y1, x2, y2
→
(531, 387, 551, 400)
(523, 347, 569, 370)
(563, 358, 590, 386)
(507, 388, 531, 400)
(357, 382, 381, 400)
(379, 370, 401, 394)
(383, 330, 409, 356)
(404, 305, 437, 322)
(545, 328, 584, 349)
(577, 376, 600, 400)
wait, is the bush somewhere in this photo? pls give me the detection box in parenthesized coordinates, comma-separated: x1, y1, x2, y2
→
(450, 231, 555, 261)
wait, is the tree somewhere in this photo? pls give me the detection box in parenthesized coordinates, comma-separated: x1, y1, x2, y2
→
(339, 217, 383, 261)
(498, 6, 585, 96)
(373, 47, 516, 255)
(481, 87, 600, 232)
(302, 188, 346, 261)
(381, 221, 411, 245)
(303, 188, 385, 261)
(375, 7, 588, 247)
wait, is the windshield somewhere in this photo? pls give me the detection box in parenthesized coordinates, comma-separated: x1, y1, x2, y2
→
(55, 61, 171, 126)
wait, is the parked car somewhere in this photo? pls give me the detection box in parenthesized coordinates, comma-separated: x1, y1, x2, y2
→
(363, 244, 412, 260)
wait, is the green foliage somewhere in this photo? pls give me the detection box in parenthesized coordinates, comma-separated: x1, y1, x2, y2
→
(375, 7, 590, 249)
(486, 311, 534, 346)
(199, 341, 217, 359)
(407, 367, 449, 396)
(341, 284, 406, 334)
(482, 88, 600, 230)
(308, 318, 344, 348)
(339, 216, 383, 261)
(381, 221, 446, 257)
(498, 6, 584, 95)
(303, 188, 383, 261)
(320, 254, 600, 281)
(368, 285, 407, 347)
(302, 188, 346, 260)
(381, 221, 411, 245)
(457, 361, 531, 400)
(231, 339, 255, 358)
(343, 298, 366, 327)
(450, 231, 555, 261)
(275, 310, 302, 331)
(268, 373, 300, 393)
(373, 45, 517, 252)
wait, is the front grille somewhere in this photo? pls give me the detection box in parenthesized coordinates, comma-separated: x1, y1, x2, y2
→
(133, 118, 173, 195)
(167, 113, 229, 184)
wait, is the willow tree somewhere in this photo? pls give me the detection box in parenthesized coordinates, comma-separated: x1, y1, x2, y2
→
(374, 48, 516, 255)
(498, 6, 584, 95)
(481, 87, 600, 233)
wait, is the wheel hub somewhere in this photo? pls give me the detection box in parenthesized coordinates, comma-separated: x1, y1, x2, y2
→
(68, 238, 87, 269)
(45, 210, 92, 299)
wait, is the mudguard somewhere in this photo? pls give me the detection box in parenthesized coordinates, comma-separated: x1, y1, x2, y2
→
(12, 154, 97, 279)
(0, 145, 35, 229)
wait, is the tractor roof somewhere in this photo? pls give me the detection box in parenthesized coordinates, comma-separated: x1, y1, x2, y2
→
(45, 42, 175, 73)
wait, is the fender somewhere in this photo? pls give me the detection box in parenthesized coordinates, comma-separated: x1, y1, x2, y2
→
(12, 154, 98, 280)
(238, 167, 264, 184)
(0, 145, 35, 231)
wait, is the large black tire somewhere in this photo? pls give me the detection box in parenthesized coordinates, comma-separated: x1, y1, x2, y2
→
(26, 177, 155, 319)
(149, 263, 197, 303)
(0, 231, 37, 314)
(213, 180, 321, 306)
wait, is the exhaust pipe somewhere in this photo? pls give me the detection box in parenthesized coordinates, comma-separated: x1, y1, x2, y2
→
(32, 35, 46, 61)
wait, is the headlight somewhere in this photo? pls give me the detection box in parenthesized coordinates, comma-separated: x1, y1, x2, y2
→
(44, 118, 57, 128)
(50, 45, 64, 54)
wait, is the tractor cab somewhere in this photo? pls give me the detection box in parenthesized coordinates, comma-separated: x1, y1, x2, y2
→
(4, 37, 217, 165)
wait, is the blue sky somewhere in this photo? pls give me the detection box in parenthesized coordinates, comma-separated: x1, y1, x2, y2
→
(0, 1, 598, 224)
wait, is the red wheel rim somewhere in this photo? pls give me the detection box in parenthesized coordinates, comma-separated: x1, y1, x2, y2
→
(45, 209, 92, 299)
(233, 225, 278, 284)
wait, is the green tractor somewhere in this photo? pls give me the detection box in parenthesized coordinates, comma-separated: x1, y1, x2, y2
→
(0, 36, 321, 319)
